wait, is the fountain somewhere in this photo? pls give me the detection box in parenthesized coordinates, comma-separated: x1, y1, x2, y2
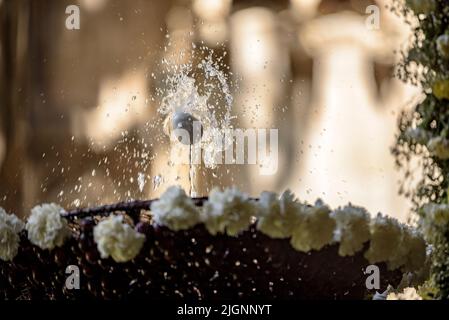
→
(165, 111, 203, 197)
(0, 41, 429, 301)
(155, 47, 235, 197)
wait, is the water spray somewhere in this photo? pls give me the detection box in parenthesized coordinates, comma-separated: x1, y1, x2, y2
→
(166, 111, 203, 197)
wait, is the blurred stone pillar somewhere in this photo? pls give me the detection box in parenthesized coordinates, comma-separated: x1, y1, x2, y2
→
(293, 0, 412, 220)
(0, 0, 29, 217)
(2, 0, 174, 215)
(229, 0, 295, 195)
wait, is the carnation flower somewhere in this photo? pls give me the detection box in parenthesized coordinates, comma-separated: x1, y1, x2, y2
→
(202, 187, 256, 236)
(257, 190, 303, 238)
(427, 136, 449, 159)
(364, 213, 402, 266)
(150, 186, 201, 231)
(93, 215, 145, 263)
(290, 199, 335, 252)
(0, 207, 24, 261)
(331, 204, 370, 257)
(26, 203, 70, 250)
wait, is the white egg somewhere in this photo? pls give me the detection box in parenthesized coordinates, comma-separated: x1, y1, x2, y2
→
(172, 112, 203, 145)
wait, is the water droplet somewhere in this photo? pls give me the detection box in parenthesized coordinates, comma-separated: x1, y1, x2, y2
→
(153, 174, 163, 190)
(138, 172, 146, 192)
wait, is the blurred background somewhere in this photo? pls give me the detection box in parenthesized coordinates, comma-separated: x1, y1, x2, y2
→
(0, 0, 420, 221)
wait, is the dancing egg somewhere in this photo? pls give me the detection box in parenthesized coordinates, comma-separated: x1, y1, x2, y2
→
(172, 112, 203, 145)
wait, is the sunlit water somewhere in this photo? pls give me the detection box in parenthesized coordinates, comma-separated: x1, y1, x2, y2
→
(49, 43, 235, 204)
(156, 46, 235, 196)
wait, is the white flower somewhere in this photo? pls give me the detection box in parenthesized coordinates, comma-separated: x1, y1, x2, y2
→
(387, 287, 422, 300)
(150, 186, 201, 231)
(257, 190, 303, 238)
(93, 215, 145, 263)
(427, 136, 449, 160)
(0, 207, 24, 261)
(202, 187, 256, 236)
(331, 204, 370, 257)
(290, 199, 335, 252)
(26, 203, 70, 250)
(364, 213, 402, 267)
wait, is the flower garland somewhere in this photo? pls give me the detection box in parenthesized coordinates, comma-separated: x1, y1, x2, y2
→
(141, 186, 430, 274)
(0, 186, 429, 273)
(392, 0, 449, 299)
